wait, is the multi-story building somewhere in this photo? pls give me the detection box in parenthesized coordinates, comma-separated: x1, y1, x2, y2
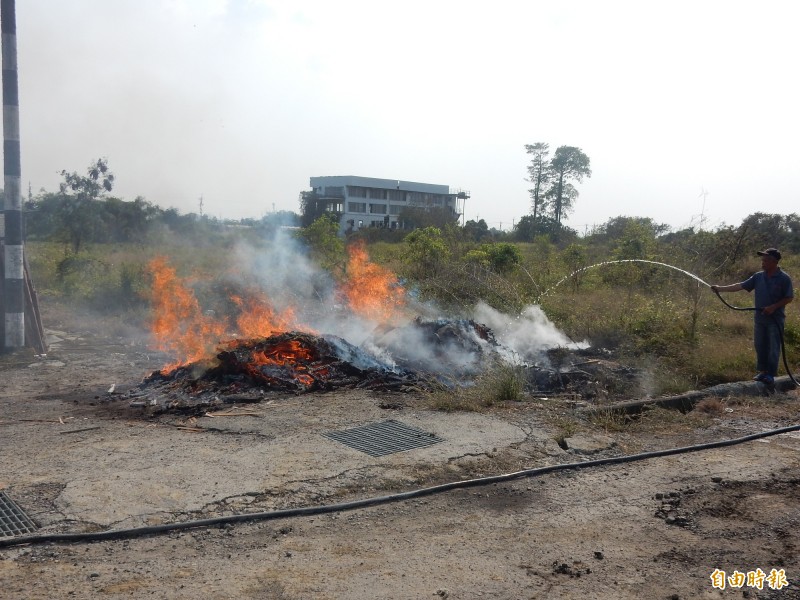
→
(304, 176, 469, 234)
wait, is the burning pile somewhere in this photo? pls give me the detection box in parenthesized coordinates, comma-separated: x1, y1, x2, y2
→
(133, 236, 610, 411)
(136, 240, 502, 408)
(138, 317, 505, 410)
(143, 331, 427, 401)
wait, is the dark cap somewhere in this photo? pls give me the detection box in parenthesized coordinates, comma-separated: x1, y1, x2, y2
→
(757, 248, 782, 261)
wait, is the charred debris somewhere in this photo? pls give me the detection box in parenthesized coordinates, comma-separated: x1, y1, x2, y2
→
(131, 317, 639, 412)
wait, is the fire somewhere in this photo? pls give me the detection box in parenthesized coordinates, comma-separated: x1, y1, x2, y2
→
(148, 243, 407, 375)
(148, 256, 227, 370)
(149, 258, 307, 371)
(230, 292, 298, 339)
(340, 240, 405, 323)
(246, 339, 317, 386)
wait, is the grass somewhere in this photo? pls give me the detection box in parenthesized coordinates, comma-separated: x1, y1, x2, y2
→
(26, 239, 255, 322)
(24, 238, 791, 399)
(539, 281, 769, 392)
(425, 389, 485, 413)
(425, 360, 526, 412)
(587, 408, 629, 433)
(486, 363, 525, 403)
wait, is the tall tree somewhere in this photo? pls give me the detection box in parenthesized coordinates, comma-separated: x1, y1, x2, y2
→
(525, 143, 551, 221)
(548, 146, 591, 224)
(298, 191, 332, 228)
(462, 218, 491, 242)
(545, 182, 578, 223)
(58, 158, 115, 253)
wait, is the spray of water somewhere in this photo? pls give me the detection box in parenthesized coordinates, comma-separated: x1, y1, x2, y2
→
(473, 301, 588, 365)
(536, 259, 712, 303)
(166, 240, 714, 377)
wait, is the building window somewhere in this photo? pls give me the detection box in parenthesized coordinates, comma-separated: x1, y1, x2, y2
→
(323, 186, 343, 197)
(348, 186, 367, 198)
(389, 204, 402, 215)
(387, 189, 404, 201)
(369, 203, 387, 214)
(348, 202, 367, 213)
(368, 188, 387, 200)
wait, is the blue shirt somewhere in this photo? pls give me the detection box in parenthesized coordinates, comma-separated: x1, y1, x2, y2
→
(741, 269, 793, 323)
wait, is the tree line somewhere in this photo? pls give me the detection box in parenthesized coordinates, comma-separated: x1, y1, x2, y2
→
(22, 159, 299, 252)
(21, 158, 800, 266)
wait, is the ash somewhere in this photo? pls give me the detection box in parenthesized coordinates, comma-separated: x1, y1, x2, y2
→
(132, 318, 641, 412)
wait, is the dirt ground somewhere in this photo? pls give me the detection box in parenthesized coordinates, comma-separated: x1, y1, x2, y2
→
(1, 307, 799, 600)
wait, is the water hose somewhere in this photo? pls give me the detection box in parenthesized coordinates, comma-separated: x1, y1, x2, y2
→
(2, 422, 800, 549)
(711, 289, 799, 386)
(0, 262, 794, 549)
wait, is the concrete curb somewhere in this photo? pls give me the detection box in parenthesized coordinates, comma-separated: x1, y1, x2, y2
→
(580, 376, 798, 416)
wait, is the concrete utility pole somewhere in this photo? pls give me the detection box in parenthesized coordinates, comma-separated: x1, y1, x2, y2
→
(2, 0, 25, 350)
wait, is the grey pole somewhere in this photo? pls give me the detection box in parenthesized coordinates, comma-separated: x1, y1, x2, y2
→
(2, 0, 25, 350)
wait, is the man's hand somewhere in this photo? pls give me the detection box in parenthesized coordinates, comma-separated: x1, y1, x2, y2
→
(763, 305, 776, 316)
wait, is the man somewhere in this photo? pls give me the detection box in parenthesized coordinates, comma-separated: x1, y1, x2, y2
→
(711, 248, 793, 385)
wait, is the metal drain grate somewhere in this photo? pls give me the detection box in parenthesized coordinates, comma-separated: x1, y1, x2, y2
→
(0, 491, 38, 537)
(323, 419, 445, 457)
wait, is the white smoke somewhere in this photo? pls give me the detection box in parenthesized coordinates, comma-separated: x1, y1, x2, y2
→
(230, 230, 413, 346)
(218, 234, 587, 376)
(232, 228, 333, 318)
(472, 301, 588, 364)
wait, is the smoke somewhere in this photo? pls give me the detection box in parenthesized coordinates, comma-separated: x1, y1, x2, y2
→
(369, 318, 495, 379)
(472, 301, 588, 365)
(231, 231, 386, 335)
(231, 228, 335, 319)
(159, 230, 586, 377)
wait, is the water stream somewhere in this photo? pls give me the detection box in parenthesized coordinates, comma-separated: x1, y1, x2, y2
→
(536, 259, 711, 303)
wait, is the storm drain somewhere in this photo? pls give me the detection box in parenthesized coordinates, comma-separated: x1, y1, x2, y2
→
(0, 491, 38, 537)
(323, 419, 445, 457)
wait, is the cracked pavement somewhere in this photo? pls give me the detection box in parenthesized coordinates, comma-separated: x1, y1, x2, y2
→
(2, 324, 799, 599)
(1, 339, 537, 530)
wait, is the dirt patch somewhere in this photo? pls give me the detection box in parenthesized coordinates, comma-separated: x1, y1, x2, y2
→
(1, 308, 799, 599)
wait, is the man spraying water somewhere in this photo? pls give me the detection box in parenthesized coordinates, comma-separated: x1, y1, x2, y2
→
(711, 248, 794, 386)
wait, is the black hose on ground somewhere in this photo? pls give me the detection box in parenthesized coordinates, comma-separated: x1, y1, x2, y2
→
(2, 423, 800, 549)
(712, 289, 799, 386)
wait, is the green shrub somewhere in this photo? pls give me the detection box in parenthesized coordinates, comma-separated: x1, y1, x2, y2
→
(491, 363, 525, 403)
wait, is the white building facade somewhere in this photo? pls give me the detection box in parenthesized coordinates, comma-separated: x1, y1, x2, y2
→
(306, 176, 467, 234)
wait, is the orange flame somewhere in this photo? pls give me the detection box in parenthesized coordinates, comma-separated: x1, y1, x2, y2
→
(246, 340, 316, 386)
(149, 257, 315, 372)
(149, 244, 405, 374)
(340, 240, 405, 323)
(148, 256, 227, 370)
(231, 292, 298, 338)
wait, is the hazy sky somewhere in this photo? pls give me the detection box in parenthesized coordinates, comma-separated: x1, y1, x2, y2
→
(12, 0, 800, 232)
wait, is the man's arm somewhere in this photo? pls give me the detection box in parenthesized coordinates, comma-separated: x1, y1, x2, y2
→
(763, 295, 793, 316)
(710, 283, 744, 292)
